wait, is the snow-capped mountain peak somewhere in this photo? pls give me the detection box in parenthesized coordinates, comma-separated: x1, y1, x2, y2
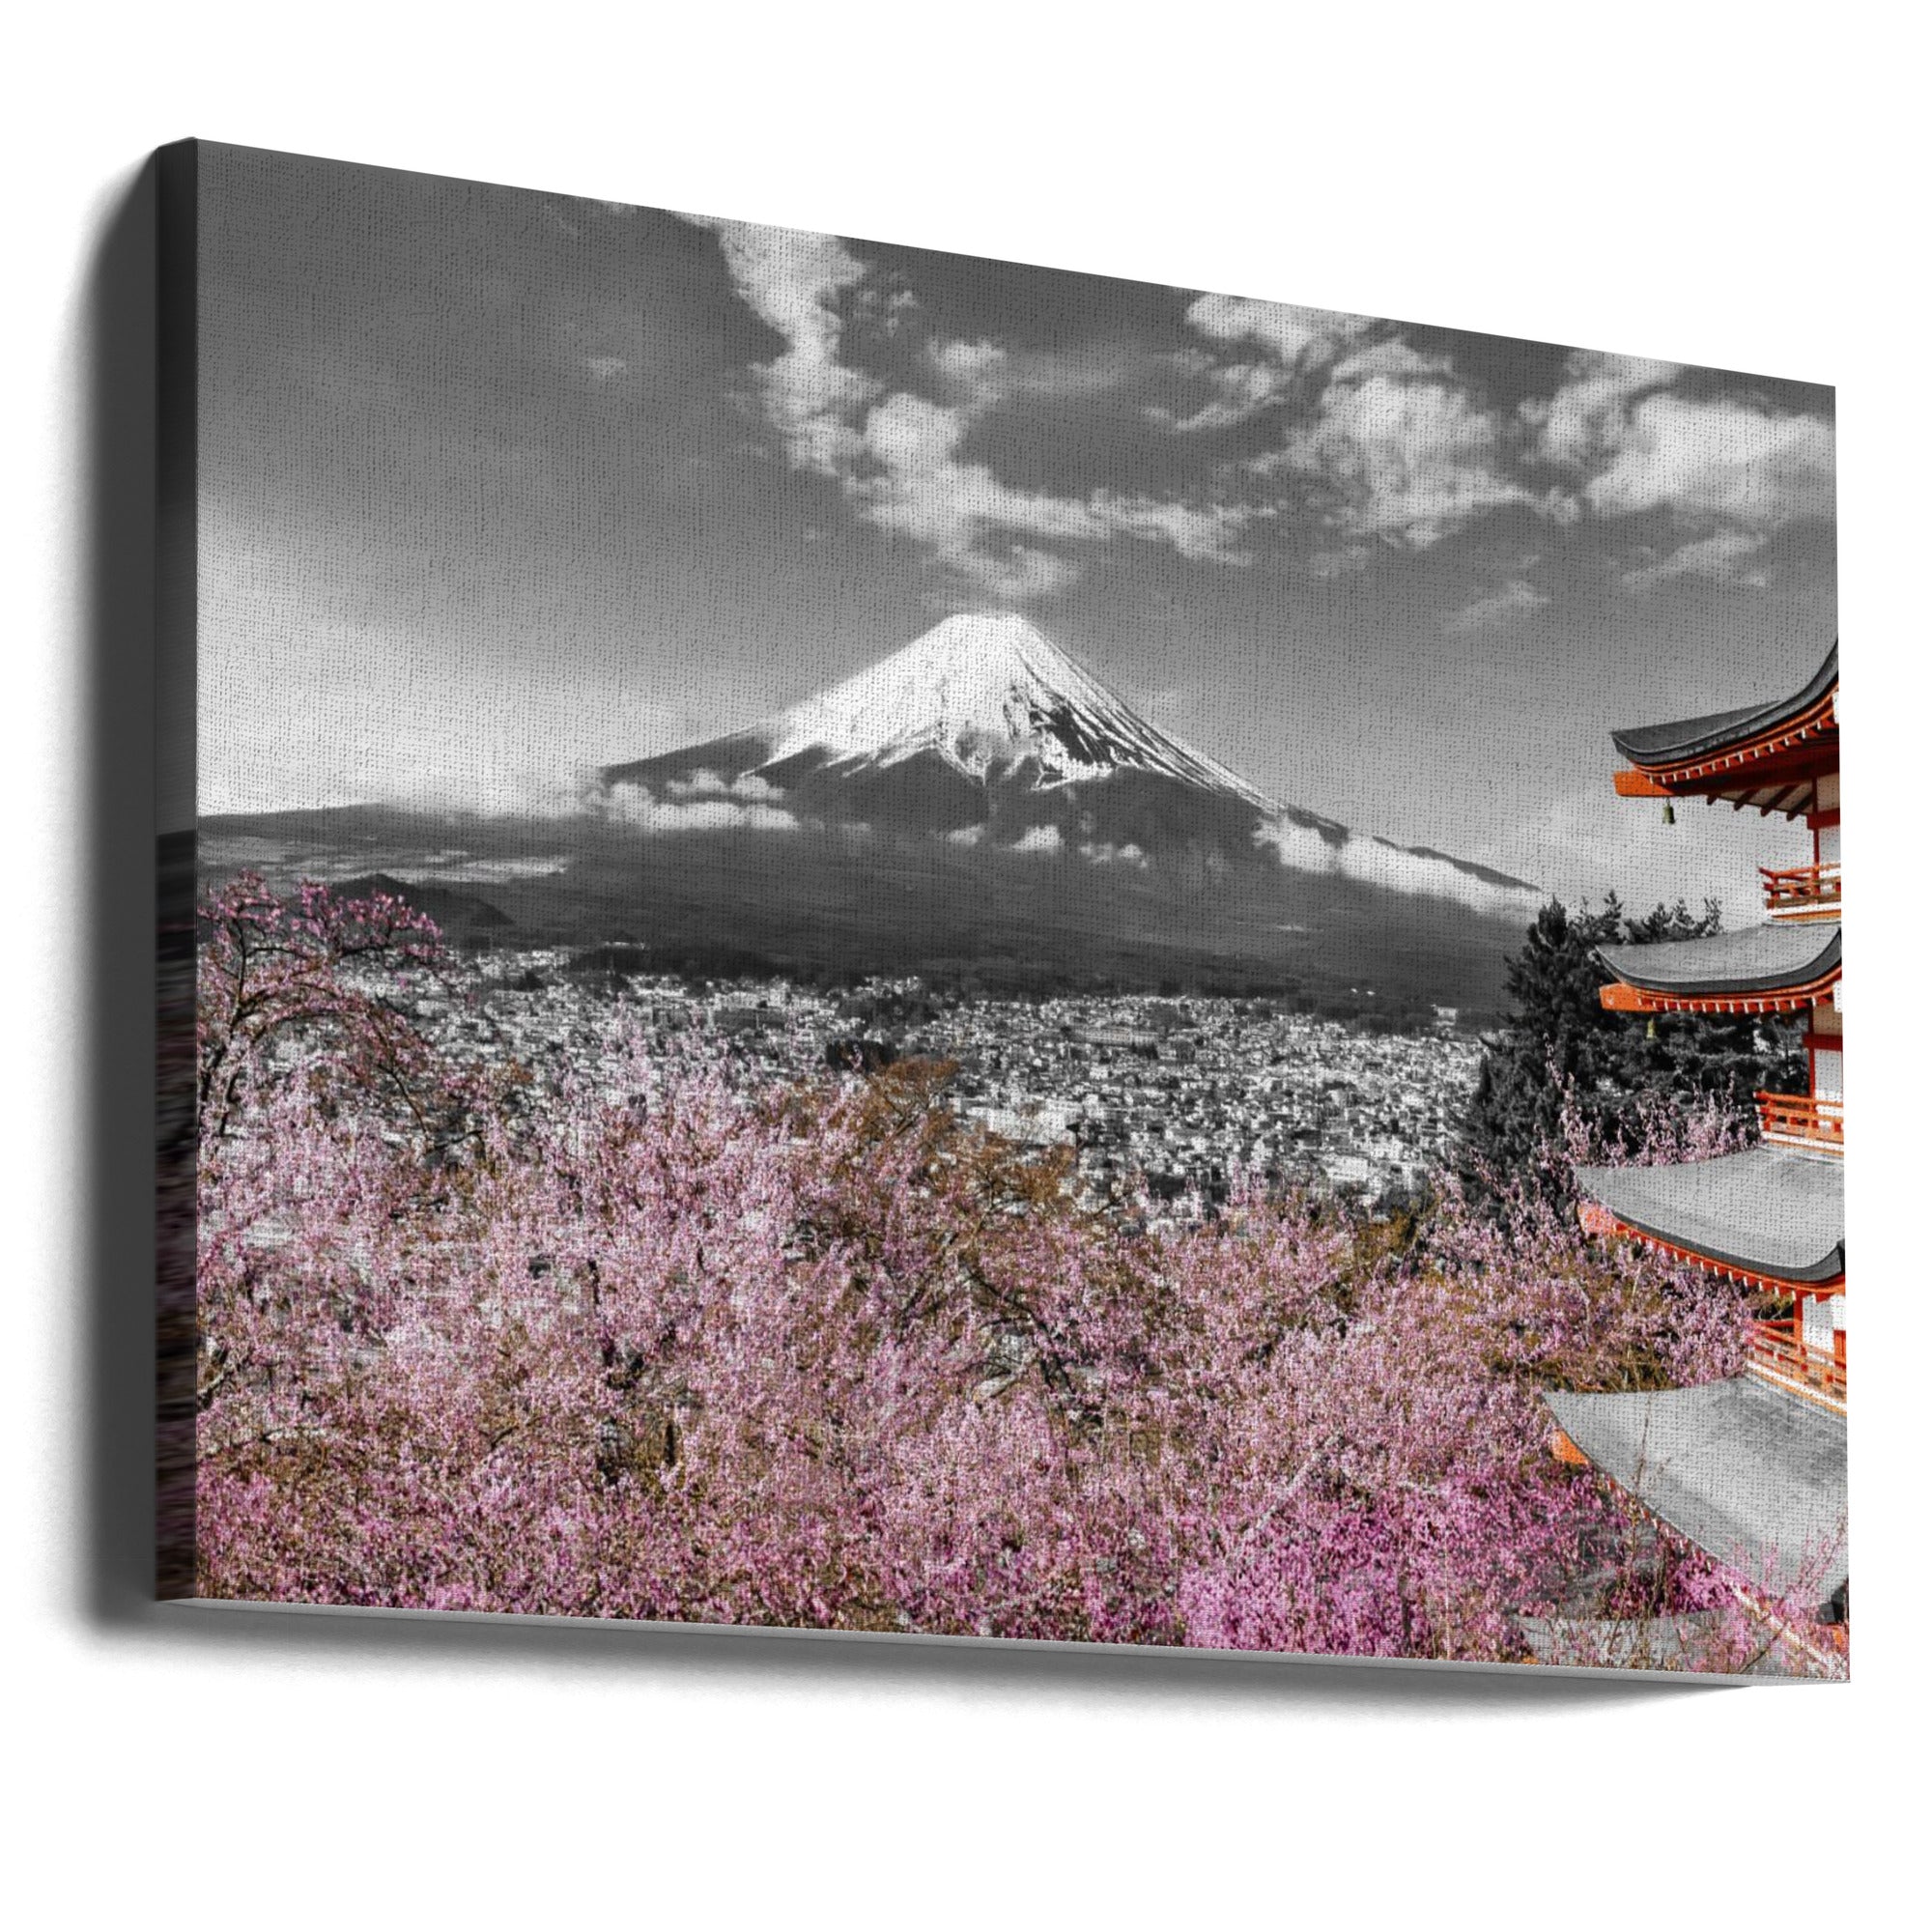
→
(596, 611, 1541, 921)
(760, 611, 1275, 808)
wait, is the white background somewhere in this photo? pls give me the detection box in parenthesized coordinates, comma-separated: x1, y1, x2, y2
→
(5, 6, 1924, 1924)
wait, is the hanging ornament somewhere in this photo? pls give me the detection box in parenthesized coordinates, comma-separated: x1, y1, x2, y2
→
(1662, 801, 1676, 826)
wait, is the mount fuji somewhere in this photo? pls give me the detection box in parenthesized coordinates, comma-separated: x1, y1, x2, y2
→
(201, 613, 1542, 1009)
(603, 611, 1349, 863)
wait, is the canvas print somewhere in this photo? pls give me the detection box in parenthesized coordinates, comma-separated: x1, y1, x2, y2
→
(156, 140, 1845, 1674)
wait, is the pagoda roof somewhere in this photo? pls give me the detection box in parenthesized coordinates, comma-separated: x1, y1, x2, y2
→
(1613, 644, 1838, 765)
(1609, 644, 1837, 814)
(1544, 1377, 1847, 1603)
(1596, 924, 1839, 1011)
(1575, 1147, 1843, 1287)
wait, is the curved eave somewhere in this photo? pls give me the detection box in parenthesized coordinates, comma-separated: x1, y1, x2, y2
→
(1543, 1378, 1848, 1603)
(1577, 1200, 1845, 1296)
(1612, 761, 1834, 819)
(1599, 973, 1839, 1015)
(1575, 1150, 1845, 1288)
(1612, 718, 1835, 808)
(1610, 645, 1839, 788)
(1595, 926, 1842, 1014)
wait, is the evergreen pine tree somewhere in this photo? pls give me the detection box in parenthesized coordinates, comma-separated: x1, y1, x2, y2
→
(1460, 895, 1803, 1204)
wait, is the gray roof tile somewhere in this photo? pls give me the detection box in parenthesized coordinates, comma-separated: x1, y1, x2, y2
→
(1576, 1148, 1843, 1282)
(1596, 923, 1838, 998)
(1612, 644, 1837, 765)
(1544, 1377, 1847, 1601)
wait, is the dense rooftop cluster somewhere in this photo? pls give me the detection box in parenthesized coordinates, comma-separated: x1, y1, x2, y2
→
(390, 949, 1479, 1211)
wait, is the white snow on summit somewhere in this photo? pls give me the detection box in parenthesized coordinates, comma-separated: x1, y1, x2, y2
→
(601, 611, 1542, 917)
(759, 611, 1276, 808)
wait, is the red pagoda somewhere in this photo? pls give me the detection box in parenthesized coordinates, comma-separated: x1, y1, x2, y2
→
(1544, 644, 1847, 1629)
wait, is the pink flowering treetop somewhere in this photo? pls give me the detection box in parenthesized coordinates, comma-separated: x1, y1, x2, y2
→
(191, 873, 1830, 1673)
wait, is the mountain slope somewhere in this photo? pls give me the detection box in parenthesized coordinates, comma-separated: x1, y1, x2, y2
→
(603, 611, 1347, 856)
(199, 611, 1544, 1008)
(754, 611, 1274, 805)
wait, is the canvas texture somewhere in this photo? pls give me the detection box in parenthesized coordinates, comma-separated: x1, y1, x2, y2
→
(159, 140, 1845, 1675)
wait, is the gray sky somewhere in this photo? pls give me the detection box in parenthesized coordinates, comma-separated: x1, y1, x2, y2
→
(197, 142, 1837, 914)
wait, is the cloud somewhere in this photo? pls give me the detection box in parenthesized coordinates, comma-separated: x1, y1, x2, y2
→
(928, 339, 1128, 414)
(1306, 545, 1372, 579)
(1621, 527, 1772, 592)
(928, 336, 1008, 403)
(1255, 814, 1541, 919)
(1272, 342, 1563, 548)
(1078, 839, 1149, 867)
(663, 768, 785, 804)
(1582, 393, 1834, 527)
(693, 220, 1262, 602)
(1442, 577, 1550, 635)
(1525, 351, 1833, 588)
(691, 218, 880, 478)
(586, 355, 628, 381)
(1148, 298, 1383, 435)
(1147, 357, 1292, 434)
(1011, 824, 1064, 855)
(695, 224, 1834, 601)
(603, 781, 800, 835)
(1170, 319, 1833, 574)
(1523, 351, 1682, 468)
(1091, 494, 1264, 562)
(1529, 351, 1832, 528)
(853, 382, 1258, 601)
(1182, 294, 1379, 370)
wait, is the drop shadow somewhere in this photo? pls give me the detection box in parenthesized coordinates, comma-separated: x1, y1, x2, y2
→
(156, 1601, 1718, 1710)
(73, 156, 1719, 1711)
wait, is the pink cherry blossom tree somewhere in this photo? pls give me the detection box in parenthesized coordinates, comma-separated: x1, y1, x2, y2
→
(191, 874, 1837, 1673)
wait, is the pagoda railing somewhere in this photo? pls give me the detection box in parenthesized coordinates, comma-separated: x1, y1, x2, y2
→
(1760, 861, 1841, 920)
(1748, 1318, 1846, 1410)
(1757, 1090, 1844, 1154)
